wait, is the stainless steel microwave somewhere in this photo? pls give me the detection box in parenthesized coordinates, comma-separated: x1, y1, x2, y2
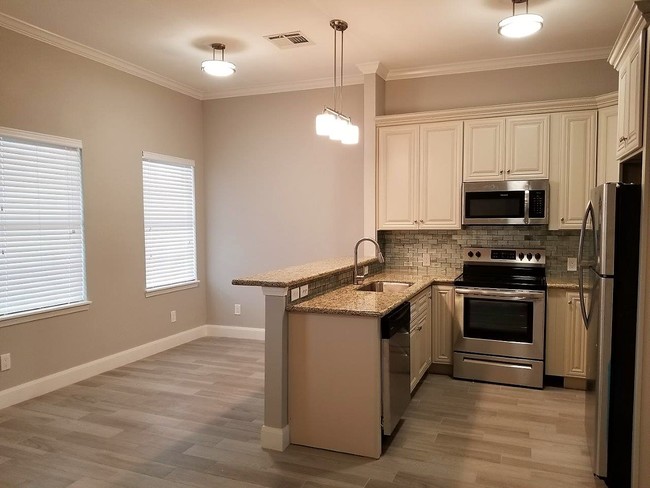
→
(462, 180, 549, 225)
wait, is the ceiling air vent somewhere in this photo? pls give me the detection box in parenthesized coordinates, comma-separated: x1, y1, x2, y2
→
(264, 31, 313, 49)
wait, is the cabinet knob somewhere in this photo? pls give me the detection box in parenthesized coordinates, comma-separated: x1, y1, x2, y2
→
(619, 136, 628, 143)
(417, 325, 423, 331)
(499, 170, 503, 174)
(507, 169, 511, 174)
(413, 220, 417, 224)
(561, 217, 565, 222)
(419, 219, 424, 223)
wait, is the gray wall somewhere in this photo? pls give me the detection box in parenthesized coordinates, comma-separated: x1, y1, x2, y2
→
(385, 60, 618, 114)
(203, 86, 365, 329)
(0, 28, 206, 391)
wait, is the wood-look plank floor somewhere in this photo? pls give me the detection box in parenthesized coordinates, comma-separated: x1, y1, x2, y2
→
(0, 337, 606, 487)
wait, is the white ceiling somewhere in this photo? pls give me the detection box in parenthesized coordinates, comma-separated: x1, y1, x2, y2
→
(0, 0, 632, 100)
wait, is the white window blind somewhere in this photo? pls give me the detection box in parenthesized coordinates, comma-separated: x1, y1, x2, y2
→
(0, 131, 86, 318)
(142, 152, 197, 292)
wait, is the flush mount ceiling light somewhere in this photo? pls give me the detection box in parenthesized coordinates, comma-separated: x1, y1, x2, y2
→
(498, 0, 543, 39)
(201, 43, 236, 77)
(315, 19, 359, 145)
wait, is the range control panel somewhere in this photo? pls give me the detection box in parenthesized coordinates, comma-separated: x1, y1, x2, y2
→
(463, 247, 546, 265)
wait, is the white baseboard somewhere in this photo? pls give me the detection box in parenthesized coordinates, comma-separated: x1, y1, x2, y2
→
(206, 324, 265, 341)
(261, 424, 290, 451)
(0, 323, 266, 410)
(0, 325, 208, 410)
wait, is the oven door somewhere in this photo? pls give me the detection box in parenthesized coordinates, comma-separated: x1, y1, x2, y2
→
(454, 287, 545, 360)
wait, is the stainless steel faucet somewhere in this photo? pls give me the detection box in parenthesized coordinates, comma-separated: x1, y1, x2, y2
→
(354, 237, 385, 285)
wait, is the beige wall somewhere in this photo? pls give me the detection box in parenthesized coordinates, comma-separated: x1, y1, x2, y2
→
(385, 60, 618, 114)
(0, 28, 206, 391)
(203, 87, 364, 328)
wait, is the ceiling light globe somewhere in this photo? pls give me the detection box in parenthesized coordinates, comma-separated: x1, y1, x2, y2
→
(316, 112, 335, 136)
(498, 13, 543, 38)
(341, 124, 359, 145)
(329, 118, 348, 141)
(201, 60, 236, 77)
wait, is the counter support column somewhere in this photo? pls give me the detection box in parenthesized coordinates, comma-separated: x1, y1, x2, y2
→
(260, 286, 289, 451)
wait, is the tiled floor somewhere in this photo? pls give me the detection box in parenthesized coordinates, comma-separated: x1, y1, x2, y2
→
(0, 337, 605, 487)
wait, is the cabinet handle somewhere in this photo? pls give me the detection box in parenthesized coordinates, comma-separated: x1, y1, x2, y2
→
(417, 325, 423, 331)
(619, 136, 628, 143)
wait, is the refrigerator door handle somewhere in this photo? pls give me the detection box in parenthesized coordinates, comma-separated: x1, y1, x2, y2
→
(577, 202, 592, 328)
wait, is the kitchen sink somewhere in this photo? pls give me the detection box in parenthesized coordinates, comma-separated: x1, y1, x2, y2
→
(356, 281, 414, 292)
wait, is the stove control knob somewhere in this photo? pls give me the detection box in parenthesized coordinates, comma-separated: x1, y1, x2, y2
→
(518, 252, 524, 260)
(475, 251, 481, 258)
(526, 253, 533, 261)
(467, 251, 474, 258)
(535, 253, 542, 261)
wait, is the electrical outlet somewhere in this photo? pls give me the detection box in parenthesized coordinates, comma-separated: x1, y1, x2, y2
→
(234, 304, 241, 315)
(290, 287, 300, 301)
(300, 284, 309, 298)
(170, 310, 177, 323)
(0, 353, 11, 372)
(363, 266, 369, 276)
(567, 258, 578, 272)
(423, 253, 431, 267)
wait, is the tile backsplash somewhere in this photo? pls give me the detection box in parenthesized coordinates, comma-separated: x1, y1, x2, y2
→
(379, 227, 580, 280)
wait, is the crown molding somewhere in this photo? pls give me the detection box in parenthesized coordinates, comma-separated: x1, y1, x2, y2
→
(0, 13, 203, 100)
(386, 47, 612, 81)
(356, 61, 389, 80)
(376, 92, 618, 127)
(201, 74, 364, 100)
(608, 4, 647, 68)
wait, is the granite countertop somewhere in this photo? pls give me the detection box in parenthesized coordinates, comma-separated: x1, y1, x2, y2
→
(287, 271, 457, 317)
(232, 256, 378, 287)
(546, 276, 579, 290)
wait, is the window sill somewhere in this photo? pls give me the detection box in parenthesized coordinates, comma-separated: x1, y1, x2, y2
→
(145, 280, 200, 297)
(0, 301, 92, 328)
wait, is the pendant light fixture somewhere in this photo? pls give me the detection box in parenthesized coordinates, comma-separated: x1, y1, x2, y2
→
(315, 19, 359, 145)
(498, 0, 543, 39)
(201, 43, 236, 77)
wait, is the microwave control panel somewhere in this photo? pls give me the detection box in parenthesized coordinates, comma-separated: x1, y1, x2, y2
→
(529, 190, 546, 218)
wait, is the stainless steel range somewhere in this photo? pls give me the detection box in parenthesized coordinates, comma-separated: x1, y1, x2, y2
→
(453, 247, 547, 389)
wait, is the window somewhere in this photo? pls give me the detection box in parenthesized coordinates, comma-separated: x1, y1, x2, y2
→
(0, 128, 87, 319)
(142, 152, 197, 294)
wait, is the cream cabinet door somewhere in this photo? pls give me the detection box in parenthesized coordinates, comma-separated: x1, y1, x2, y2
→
(505, 115, 549, 179)
(431, 285, 454, 365)
(463, 118, 505, 181)
(377, 126, 419, 229)
(616, 30, 644, 160)
(597, 105, 619, 185)
(565, 292, 587, 378)
(419, 122, 463, 229)
(545, 289, 565, 376)
(549, 111, 596, 230)
(410, 288, 432, 391)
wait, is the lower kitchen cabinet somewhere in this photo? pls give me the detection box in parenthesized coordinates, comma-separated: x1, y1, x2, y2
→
(545, 289, 587, 381)
(410, 287, 432, 391)
(431, 285, 455, 365)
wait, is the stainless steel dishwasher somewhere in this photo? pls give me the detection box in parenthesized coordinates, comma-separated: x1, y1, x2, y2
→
(381, 301, 411, 435)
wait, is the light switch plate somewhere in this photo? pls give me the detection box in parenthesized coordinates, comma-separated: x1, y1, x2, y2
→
(0, 353, 11, 372)
(290, 287, 300, 301)
(423, 253, 431, 267)
(170, 310, 177, 323)
(363, 266, 369, 275)
(567, 258, 578, 272)
(234, 304, 241, 315)
(300, 284, 309, 298)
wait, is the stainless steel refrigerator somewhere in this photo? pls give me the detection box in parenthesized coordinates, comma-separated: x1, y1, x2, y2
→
(578, 182, 641, 488)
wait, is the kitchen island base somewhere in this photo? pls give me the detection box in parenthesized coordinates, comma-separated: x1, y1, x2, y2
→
(288, 312, 382, 458)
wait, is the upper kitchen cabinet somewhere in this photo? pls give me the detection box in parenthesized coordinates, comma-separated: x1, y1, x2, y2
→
(597, 105, 620, 185)
(377, 121, 463, 230)
(463, 115, 549, 182)
(377, 125, 419, 229)
(609, 7, 647, 160)
(549, 111, 597, 230)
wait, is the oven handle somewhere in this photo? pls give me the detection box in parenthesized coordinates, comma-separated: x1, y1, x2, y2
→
(455, 288, 545, 300)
